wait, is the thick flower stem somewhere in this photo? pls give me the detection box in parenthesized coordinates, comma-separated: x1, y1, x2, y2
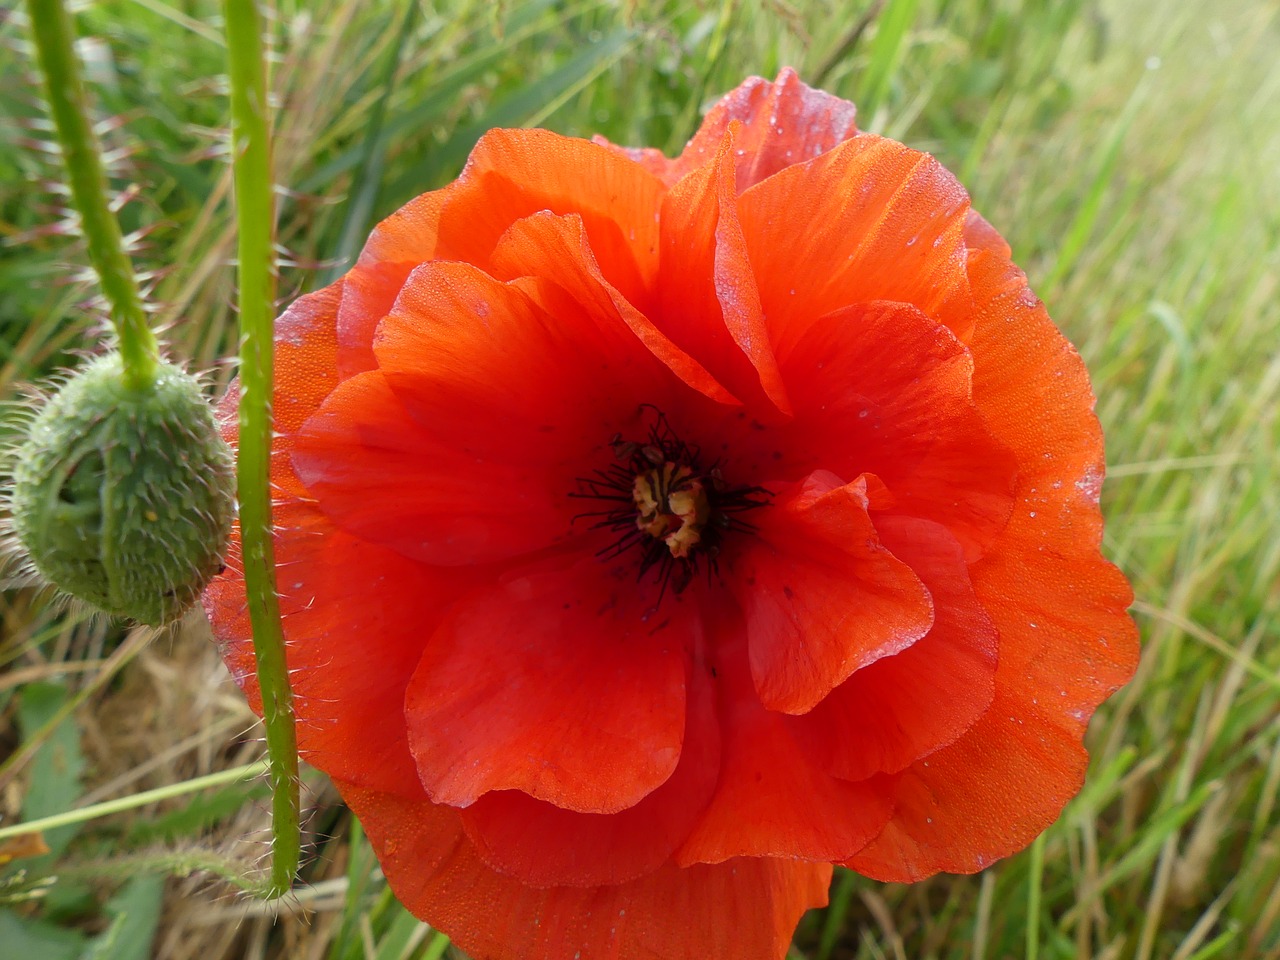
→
(224, 0, 300, 900)
(25, 0, 159, 392)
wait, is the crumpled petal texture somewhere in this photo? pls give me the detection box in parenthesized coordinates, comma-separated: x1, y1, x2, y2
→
(204, 68, 1137, 960)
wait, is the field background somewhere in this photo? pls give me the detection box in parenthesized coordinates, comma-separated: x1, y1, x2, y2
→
(1, 0, 1278, 958)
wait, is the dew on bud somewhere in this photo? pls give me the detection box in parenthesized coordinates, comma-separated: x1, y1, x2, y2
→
(8, 352, 235, 626)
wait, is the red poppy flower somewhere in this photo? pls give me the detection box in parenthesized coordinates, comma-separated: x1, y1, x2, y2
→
(204, 69, 1137, 959)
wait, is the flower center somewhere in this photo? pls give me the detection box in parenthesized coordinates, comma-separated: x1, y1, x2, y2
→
(573, 408, 769, 598)
(632, 462, 709, 560)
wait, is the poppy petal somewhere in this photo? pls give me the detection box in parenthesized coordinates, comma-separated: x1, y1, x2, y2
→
(843, 686, 1088, 882)
(293, 368, 587, 565)
(204, 283, 476, 797)
(434, 129, 665, 309)
(738, 132, 975, 355)
(677, 599, 894, 864)
(207, 503, 474, 798)
(590, 137, 681, 187)
(964, 234, 1139, 724)
(376, 259, 661, 466)
(597, 68, 859, 191)
(790, 516, 998, 781)
(728, 470, 934, 715)
(334, 128, 665, 378)
(698, 67, 861, 191)
(341, 779, 831, 960)
(335, 190, 447, 378)
(656, 127, 791, 416)
(405, 551, 692, 813)
(962, 208, 1012, 258)
(774, 300, 1017, 560)
(843, 230, 1140, 883)
(268, 282, 343, 440)
(485, 209, 739, 406)
(457, 663, 719, 887)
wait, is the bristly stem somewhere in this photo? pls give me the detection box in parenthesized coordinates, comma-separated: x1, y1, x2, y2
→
(26, 0, 159, 392)
(224, 0, 300, 899)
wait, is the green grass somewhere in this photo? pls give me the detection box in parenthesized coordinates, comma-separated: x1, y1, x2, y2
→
(2, 0, 1278, 958)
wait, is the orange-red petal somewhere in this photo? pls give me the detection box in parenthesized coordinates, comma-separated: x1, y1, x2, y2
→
(773, 300, 1017, 560)
(790, 516, 998, 781)
(297, 258, 700, 566)
(728, 471, 933, 715)
(207, 502, 474, 798)
(434, 129, 665, 309)
(405, 551, 692, 813)
(677, 600, 894, 864)
(961, 229, 1139, 729)
(376, 259, 666, 463)
(335, 128, 665, 379)
(597, 68, 859, 192)
(457, 665, 719, 888)
(738, 132, 974, 354)
(335, 190, 447, 378)
(656, 128, 790, 416)
(341, 778, 832, 960)
(292, 368, 581, 565)
(842, 217, 1139, 883)
(844, 686, 1088, 881)
(485, 210, 738, 406)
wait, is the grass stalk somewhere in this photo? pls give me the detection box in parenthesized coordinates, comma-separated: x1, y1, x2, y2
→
(0, 761, 266, 842)
(223, 0, 300, 900)
(1026, 833, 1045, 960)
(24, 0, 159, 391)
(322, 0, 418, 282)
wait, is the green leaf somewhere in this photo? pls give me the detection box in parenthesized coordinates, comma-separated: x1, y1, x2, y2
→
(371, 903, 428, 960)
(79, 875, 164, 960)
(855, 0, 921, 123)
(0, 910, 86, 960)
(18, 682, 86, 861)
(124, 781, 269, 846)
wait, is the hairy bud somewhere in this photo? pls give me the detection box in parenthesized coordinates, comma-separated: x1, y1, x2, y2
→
(9, 352, 235, 625)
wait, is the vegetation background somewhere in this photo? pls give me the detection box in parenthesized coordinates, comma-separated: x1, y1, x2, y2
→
(1, 0, 1277, 958)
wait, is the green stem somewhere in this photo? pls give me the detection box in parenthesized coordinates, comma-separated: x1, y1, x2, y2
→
(224, 0, 299, 900)
(1026, 832, 1046, 960)
(55, 849, 269, 892)
(25, 0, 159, 392)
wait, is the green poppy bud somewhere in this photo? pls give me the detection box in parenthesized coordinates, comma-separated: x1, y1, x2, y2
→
(9, 352, 235, 626)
